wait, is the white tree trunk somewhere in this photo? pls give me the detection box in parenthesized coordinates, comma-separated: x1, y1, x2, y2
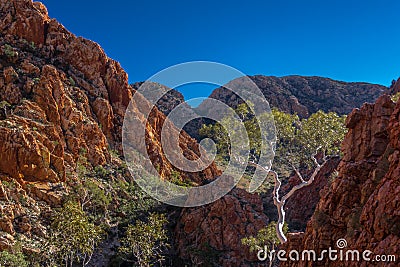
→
(248, 150, 328, 244)
(275, 201, 287, 243)
(271, 155, 325, 243)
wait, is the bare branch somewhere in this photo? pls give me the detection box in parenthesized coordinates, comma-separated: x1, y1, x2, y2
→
(291, 163, 305, 183)
(281, 157, 327, 203)
(312, 146, 323, 167)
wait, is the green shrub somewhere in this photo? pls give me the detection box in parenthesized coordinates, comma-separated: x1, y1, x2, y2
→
(0, 101, 11, 110)
(94, 165, 110, 178)
(242, 221, 288, 253)
(328, 170, 339, 184)
(46, 201, 104, 266)
(119, 213, 169, 266)
(242, 222, 288, 266)
(169, 170, 195, 187)
(4, 44, 17, 58)
(391, 92, 400, 103)
(29, 41, 36, 50)
(0, 250, 28, 267)
(21, 39, 36, 51)
(76, 178, 111, 218)
(113, 180, 156, 222)
(109, 149, 121, 159)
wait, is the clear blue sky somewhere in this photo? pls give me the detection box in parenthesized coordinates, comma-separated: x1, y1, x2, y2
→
(41, 0, 400, 101)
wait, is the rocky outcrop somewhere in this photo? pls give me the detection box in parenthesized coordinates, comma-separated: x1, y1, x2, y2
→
(0, 0, 220, 184)
(390, 77, 400, 94)
(281, 95, 399, 266)
(0, 0, 220, 251)
(131, 82, 209, 141)
(132, 82, 186, 116)
(175, 188, 269, 266)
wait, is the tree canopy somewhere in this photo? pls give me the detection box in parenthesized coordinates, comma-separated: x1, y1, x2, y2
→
(199, 102, 347, 243)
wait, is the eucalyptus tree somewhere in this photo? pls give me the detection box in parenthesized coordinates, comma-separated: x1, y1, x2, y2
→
(201, 104, 347, 243)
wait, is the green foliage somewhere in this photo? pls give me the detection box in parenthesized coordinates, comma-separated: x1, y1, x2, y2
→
(0, 101, 11, 110)
(32, 77, 40, 84)
(241, 221, 288, 253)
(22, 39, 36, 51)
(2, 180, 15, 190)
(4, 44, 17, 58)
(94, 165, 110, 179)
(84, 179, 111, 211)
(119, 213, 169, 266)
(391, 92, 400, 103)
(113, 180, 157, 222)
(72, 178, 111, 220)
(19, 195, 28, 206)
(68, 77, 76, 86)
(0, 250, 28, 267)
(199, 104, 347, 176)
(0, 242, 28, 267)
(169, 170, 195, 187)
(199, 103, 263, 161)
(297, 110, 346, 159)
(328, 170, 339, 184)
(109, 148, 121, 159)
(199, 122, 230, 159)
(76, 154, 89, 177)
(29, 41, 36, 50)
(47, 201, 104, 266)
(271, 108, 298, 142)
(267, 108, 300, 168)
(269, 108, 346, 168)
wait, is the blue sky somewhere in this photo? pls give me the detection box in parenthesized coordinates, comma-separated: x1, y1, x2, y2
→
(41, 0, 400, 101)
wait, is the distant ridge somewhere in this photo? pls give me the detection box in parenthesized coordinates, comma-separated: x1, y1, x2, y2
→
(152, 75, 390, 139)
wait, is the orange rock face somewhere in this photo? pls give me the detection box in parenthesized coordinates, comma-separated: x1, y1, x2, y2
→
(0, 0, 220, 186)
(281, 95, 400, 267)
(0, 0, 220, 240)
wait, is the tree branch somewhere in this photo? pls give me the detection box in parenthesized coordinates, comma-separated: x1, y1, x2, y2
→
(269, 170, 281, 205)
(291, 163, 305, 183)
(281, 152, 327, 203)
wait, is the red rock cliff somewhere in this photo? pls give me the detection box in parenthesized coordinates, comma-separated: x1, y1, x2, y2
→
(281, 95, 399, 267)
(0, 0, 220, 248)
(0, 0, 220, 186)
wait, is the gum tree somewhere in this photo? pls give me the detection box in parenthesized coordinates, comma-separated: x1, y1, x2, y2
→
(254, 109, 346, 243)
(201, 105, 346, 243)
(47, 200, 104, 266)
(119, 213, 169, 266)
